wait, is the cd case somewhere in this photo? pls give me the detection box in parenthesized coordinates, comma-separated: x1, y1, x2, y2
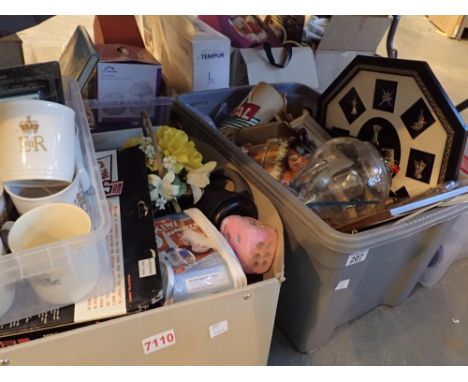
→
(59, 25, 99, 92)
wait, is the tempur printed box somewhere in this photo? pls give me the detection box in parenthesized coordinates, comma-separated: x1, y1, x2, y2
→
(138, 16, 230, 93)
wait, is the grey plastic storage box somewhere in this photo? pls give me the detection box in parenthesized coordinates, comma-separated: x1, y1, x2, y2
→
(173, 83, 468, 352)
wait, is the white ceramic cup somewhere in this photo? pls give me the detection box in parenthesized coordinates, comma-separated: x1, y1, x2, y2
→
(0, 99, 76, 188)
(4, 165, 90, 215)
(8, 203, 101, 305)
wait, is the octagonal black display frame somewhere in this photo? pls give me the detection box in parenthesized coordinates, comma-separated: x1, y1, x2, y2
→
(317, 55, 467, 193)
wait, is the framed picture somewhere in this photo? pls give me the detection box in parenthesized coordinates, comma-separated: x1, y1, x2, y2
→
(318, 55, 467, 198)
(0, 61, 64, 104)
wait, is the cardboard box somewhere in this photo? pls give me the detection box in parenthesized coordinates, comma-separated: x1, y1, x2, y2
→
(238, 122, 296, 146)
(427, 15, 465, 39)
(16, 16, 96, 65)
(96, 43, 162, 120)
(314, 51, 361, 94)
(312, 16, 391, 94)
(0, 34, 23, 69)
(137, 16, 230, 94)
(0, 125, 284, 365)
(316, 15, 391, 54)
(94, 15, 145, 47)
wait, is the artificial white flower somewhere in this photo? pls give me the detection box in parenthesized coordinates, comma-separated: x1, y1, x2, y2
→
(148, 174, 162, 202)
(144, 129, 217, 208)
(123, 136, 159, 172)
(191, 185, 204, 204)
(154, 196, 167, 210)
(186, 161, 217, 188)
(186, 161, 216, 204)
(139, 137, 155, 158)
(159, 171, 180, 201)
(148, 172, 180, 208)
(148, 173, 161, 188)
(163, 156, 178, 173)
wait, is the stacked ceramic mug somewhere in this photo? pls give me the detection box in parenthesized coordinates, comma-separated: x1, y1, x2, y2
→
(0, 99, 100, 317)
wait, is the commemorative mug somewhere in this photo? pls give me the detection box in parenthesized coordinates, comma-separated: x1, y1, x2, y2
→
(0, 99, 76, 188)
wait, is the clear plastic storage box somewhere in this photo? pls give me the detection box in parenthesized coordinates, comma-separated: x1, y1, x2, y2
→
(83, 96, 173, 134)
(173, 83, 468, 352)
(0, 78, 112, 325)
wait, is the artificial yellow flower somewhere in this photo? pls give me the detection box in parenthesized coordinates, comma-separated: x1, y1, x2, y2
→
(185, 148, 203, 172)
(156, 126, 203, 172)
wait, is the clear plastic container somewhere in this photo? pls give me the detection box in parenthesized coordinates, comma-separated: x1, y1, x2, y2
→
(83, 96, 173, 134)
(0, 78, 112, 325)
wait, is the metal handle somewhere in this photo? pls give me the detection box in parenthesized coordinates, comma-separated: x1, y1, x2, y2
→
(386, 16, 400, 59)
(137, 200, 149, 220)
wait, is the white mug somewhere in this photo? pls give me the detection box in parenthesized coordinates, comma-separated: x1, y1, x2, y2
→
(4, 165, 90, 215)
(8, 203, 101, 305)
(0, 99, 76, 188)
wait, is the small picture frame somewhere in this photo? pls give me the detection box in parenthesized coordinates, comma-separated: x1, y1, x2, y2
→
(318, 55, 468, 197)
(0, 61, 65, 104)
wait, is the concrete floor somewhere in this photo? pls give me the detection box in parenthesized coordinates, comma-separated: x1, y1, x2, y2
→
(377, 15, 468, 119)
(268, 15, 468, 366)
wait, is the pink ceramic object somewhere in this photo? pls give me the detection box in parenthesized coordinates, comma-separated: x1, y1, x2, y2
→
(220, 215, 278, 274)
